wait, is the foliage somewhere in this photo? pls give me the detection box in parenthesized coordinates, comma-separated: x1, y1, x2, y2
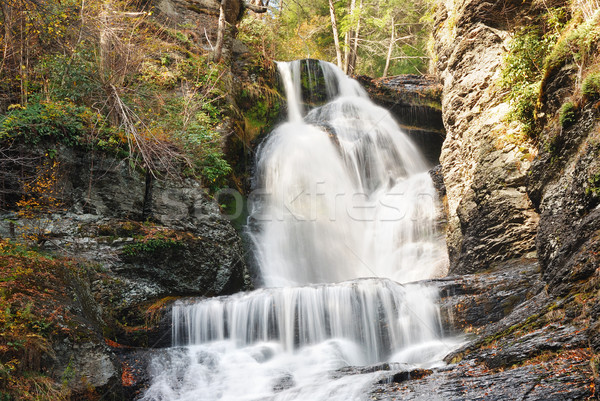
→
(544, 11, 600, 74)
(246, 0, 432, 76)
(559, 101, 577, 127)
(234, 20, 283, 141)
(238, 15, 279, 63)
(586, 173, 600, 197)
(117, 222, 191, 257)
(0, 240, 90, 400)
(582, 72, 600, 99)
(0, 101, 111, 148)
(500, 26, 560, 137)
(135, 55, 233, 189)
(15, 157, 65, 244)
(35, 45, 103, 105)
(0, 0, 236, 192)
(122, 238, 184, 256)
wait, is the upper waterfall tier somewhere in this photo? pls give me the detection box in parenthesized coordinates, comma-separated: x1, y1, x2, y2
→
(249, 60, 448, 288)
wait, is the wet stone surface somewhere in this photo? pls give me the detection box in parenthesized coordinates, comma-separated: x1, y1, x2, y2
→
(370, 352, 593, 400)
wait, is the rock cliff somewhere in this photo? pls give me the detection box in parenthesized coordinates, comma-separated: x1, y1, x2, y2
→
(372, 0, 600, 398)
(432, 0, 540, 274)
(0, 146, 250, 398)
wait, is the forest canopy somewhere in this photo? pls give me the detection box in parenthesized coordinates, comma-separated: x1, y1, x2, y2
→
(241, 0, 433, 76)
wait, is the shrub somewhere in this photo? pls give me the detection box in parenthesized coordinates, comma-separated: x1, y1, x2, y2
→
(35, 46, 102, 105)
(122, 238, 184, 256)
(545, 13, 600, 73)
(559, 101, 577, 127)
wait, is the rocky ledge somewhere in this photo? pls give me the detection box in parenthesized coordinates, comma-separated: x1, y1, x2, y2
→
(369, 259, 596, 400)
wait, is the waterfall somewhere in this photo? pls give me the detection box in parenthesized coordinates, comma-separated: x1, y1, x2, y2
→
(141, 60, 452, 401)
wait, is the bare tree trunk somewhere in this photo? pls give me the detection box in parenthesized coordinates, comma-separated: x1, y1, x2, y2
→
(214, 0, 228, 61)
(344, 31, 350, 73)
(383, 16, 394, 78)
(99, 3, 110, 80)
(328, 0, 343, 68)
(19, 6, 27, 106)
(343, 0, 355, 73)
(246, 0, 268, 13)
(348, 0, 361, 75)
(0, 2, 12, 78)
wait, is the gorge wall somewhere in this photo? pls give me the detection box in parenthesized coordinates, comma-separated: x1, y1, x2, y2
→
(432, 0, 600, 316)
(431, 0, 541, 274)
(0, 1, 261, 398)
(368, 0, 600, 398)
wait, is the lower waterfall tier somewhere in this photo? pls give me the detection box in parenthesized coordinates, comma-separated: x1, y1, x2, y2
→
(142, 279, 458, 401)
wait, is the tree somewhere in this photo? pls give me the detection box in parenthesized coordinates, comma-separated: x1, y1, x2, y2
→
(328, 0, 343, 68)
(214, 0, 269, 61)
(257, 0, 432, 76)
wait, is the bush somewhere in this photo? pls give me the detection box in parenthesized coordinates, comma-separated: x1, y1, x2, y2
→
(0, 101, 110, 148)
(582, 72, 600, 99)
(122, 238, 184, 256)
(179, 120, 232, 190)
(559, 101, 577, 127)
(35, 46, 102, 105)
(586, 173, 600, 197)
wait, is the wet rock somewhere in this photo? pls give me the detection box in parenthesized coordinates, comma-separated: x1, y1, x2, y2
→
(54, 341, 122, 397)
(370, 354, 593, 401)
(428, 165, 446, 199)
(527, 104, 600, 296)
(372, 282, 593, 399)
(475, 324, 588, 369)
(430, 259, 543, 334)
(0, 149, 249, 349)
(273, 373, 296, 392)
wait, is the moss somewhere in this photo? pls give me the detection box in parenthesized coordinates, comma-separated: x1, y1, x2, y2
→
(559, 101, 578, 127)
(500, 26, 556, 138)
(582, 72, 600, 99)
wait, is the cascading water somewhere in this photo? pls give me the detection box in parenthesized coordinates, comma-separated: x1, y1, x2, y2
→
(141, 60, 453, 401)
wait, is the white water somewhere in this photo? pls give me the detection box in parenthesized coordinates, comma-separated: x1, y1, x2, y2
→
(142, 60, 452, 401)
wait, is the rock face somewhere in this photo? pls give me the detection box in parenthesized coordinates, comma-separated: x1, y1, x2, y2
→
(371, 260, 595, 400)
(528, 99, 600, 297)
(0, 147, 250, 397)
(65, 148, 249, 318)
(432, 0, 539, 273)
(416, 0, 600, 398)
